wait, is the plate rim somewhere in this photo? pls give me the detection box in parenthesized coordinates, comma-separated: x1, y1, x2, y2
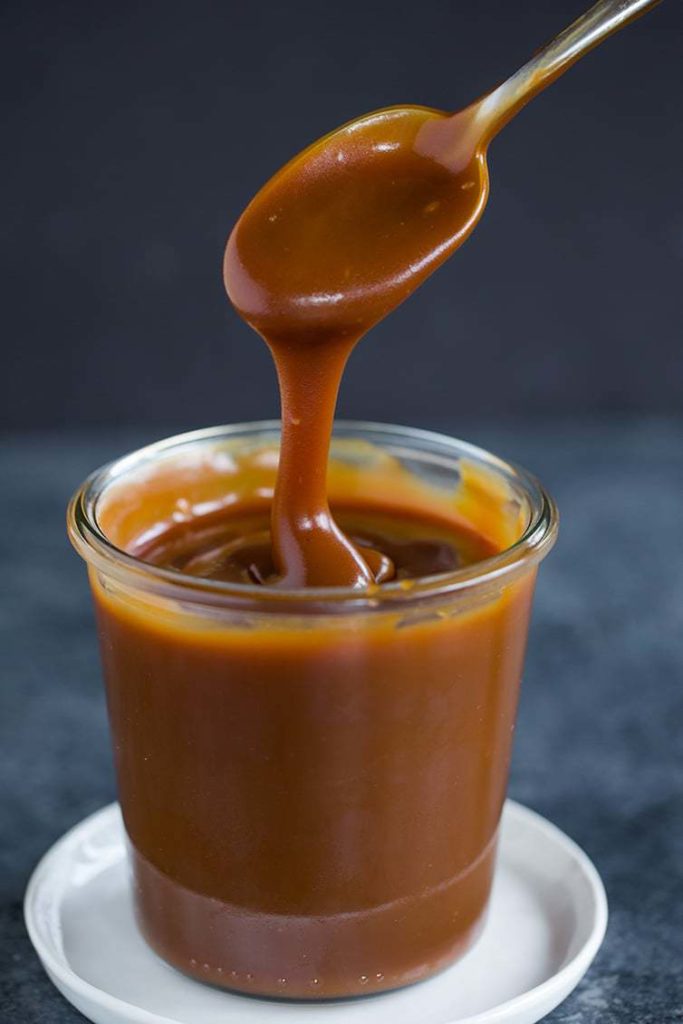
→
(24, 800, 608, 1024)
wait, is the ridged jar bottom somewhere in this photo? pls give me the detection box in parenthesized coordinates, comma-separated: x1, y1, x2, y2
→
(131, 837, 497, 1000)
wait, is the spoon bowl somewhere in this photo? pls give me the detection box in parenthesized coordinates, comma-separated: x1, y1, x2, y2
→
(224, 106, 488, 345)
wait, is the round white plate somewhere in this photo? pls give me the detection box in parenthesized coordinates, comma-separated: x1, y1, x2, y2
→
(25, 801, 607, 1024)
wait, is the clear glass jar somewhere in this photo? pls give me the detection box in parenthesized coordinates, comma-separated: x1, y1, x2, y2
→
(68, 421, 557, 999)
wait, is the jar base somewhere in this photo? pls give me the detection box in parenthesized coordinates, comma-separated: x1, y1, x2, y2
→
(131, 841, 496, 1000)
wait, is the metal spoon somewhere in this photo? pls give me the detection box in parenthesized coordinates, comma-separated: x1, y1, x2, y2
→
(224, 0, 661, 589)
(226, 0, 662, 341)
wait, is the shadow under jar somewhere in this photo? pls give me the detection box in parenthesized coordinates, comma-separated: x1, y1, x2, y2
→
(68, 421, 557, 1000)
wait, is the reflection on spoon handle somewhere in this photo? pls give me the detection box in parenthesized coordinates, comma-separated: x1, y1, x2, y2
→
(475, 0, 662, 141)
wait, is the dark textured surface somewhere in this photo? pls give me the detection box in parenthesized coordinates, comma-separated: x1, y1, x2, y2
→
(2, 419, 682, 1022)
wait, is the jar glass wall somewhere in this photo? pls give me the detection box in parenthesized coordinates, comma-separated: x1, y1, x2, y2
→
(68, 421, 557, 999)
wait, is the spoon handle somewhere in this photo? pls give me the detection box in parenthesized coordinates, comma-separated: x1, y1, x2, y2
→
(475, 0, 662, 140)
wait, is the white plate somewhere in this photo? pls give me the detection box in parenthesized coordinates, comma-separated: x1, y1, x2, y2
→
(25, 801, 607, 1024)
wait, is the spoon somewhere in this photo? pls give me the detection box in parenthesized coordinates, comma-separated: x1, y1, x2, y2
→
(224, 0, 661, 589)
(226, 0, 661, 340)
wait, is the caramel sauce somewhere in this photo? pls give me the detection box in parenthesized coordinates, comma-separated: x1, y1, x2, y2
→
(92, 440, 536, 997)
(135, 504, 496, 586)
(225, 107, 486, 587)
(74, 0, 663, 994)
(89, 98, 539, 1002)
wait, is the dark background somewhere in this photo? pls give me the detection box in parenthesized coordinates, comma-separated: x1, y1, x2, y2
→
(2, 0, 681, 432)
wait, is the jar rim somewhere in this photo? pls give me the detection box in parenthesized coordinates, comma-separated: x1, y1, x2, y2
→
(67, 420, 558, 613)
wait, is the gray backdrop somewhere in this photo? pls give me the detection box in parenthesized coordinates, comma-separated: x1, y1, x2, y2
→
(2, 0, 681, 430)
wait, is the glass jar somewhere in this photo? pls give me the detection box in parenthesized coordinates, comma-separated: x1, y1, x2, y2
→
(68, 421, 557, 999)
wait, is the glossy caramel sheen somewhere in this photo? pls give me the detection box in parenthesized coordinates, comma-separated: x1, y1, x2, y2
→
(225, 109, 484, 343)
(225, 107, 487, 588)
(93, 99, 530, 1001)
(134, 504, 497, 585)
(93, 445, 536, 998)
